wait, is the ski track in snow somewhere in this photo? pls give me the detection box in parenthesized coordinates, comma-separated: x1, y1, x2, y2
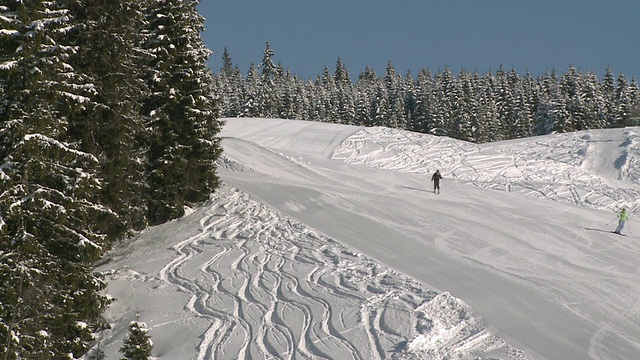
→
(99, 184, 524, 359)
(333, 127, 640, 213)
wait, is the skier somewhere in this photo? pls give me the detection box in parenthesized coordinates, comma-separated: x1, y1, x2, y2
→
(614, 208, 629, 235)
(431, 170, 443, 194)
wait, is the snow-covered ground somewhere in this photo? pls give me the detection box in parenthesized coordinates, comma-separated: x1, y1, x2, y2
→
(93, 118, 640, 360)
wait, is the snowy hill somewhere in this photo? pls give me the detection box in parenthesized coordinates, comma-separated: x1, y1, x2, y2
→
(93, 118, 640, 360)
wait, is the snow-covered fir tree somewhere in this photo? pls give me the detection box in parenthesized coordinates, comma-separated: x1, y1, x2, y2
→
(70, 0, 149, 234)
(215, 48, 244, 117)
(141, 0, 222, 225)
(0, 1, 113, 357)
(120, 318, 153, 360)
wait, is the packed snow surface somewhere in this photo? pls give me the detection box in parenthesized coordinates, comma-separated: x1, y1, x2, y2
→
(95, 118, 640, 360)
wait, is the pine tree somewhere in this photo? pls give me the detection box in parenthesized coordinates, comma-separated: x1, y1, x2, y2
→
(142, 0, 222, 225)
(241, 63, 261, 117)
(612, 72, 633, 127)
(581, 71, 608, 129)
(87, 345, 106, 360)
(259, 41, 277, 79)
(320, 65, 339, 122)
(221, 47, 235, 77)
(120, 318, 153, 360)
(454, 70, 478, 141)
(371, 82, 389, 126)
(255, 42, 279, 116)
(602, 66, 617, 126)
(383, 61, 405, 129)
(476, 73, 500, 142)
(355, 66, 378, 126)
(0, 1, 113, 357)
(629, 77, 640, 125)
(69, 0, 149, 234)
(215, 48, 244, 117)
(430, 67, 455, 136)
(402, 70, 417, 131)
(413, 68, 435, 133)
(334, 58, 355, 124)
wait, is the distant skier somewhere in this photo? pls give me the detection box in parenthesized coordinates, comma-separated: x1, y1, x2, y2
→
(614, 208, 629, 235)
(431, 170, 443, 194)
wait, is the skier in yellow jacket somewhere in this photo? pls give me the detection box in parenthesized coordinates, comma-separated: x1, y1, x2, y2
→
(614, 208, 629, 235)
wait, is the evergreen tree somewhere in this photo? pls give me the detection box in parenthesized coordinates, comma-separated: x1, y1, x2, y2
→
(510, 72, 535, 138)
(402, 70, 418, 131)
(430, 67, 455, 136)
(221, 47, 235, 77)
(334, 57, 351, 85)
(476, 73, 500, 142)
(87, 345, 107, 360)
(142, 0, 222, 225)
(383, 61, 405, 129)
(612, 72, 633, 127)
(629, 77, 640, 125)
(602, 66, 617, 126)
(215, 48, 244, 117)
(70, 0, 149, 234)
(581, 71, 608, 129)
(0, 1, 113, 357)
(454, 70, 478, 141)
(241, 63, 261, 117)
(354, 66, 378, 126)
(254, 42, 279, 116)
(120, 318, 153, 360)
(371, 82, 389, 127)
(413, 68, 435, 133)
(320, 65, 339, 122)
(259, 41, 277, 79)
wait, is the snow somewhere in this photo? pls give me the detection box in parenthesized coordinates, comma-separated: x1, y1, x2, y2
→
(23, 133, 99, 162)
(94, 118, 640, 360)
(59, 91, 91, 103)
(0, 60, 18, 70)
(0, 29, 20, 36)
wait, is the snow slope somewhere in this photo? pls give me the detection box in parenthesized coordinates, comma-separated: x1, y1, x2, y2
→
(94, 118, 640, 360)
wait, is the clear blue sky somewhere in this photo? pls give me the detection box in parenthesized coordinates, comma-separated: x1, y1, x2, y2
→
(198, 0, 640, 80)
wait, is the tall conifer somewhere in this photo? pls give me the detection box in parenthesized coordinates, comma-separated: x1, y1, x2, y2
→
(142, 0, 222, 225)
(0, 1, 113, 357)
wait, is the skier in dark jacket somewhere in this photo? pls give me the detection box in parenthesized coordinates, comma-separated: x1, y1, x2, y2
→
(431, 170, 442, 194)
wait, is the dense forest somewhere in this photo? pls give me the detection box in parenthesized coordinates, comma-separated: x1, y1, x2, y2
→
(0, 1, 222, 358)
(213, 43, 640, 143)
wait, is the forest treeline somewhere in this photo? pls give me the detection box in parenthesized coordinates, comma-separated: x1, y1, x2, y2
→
(0, 1, 222, 358)
(214, 43, 640, 143)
